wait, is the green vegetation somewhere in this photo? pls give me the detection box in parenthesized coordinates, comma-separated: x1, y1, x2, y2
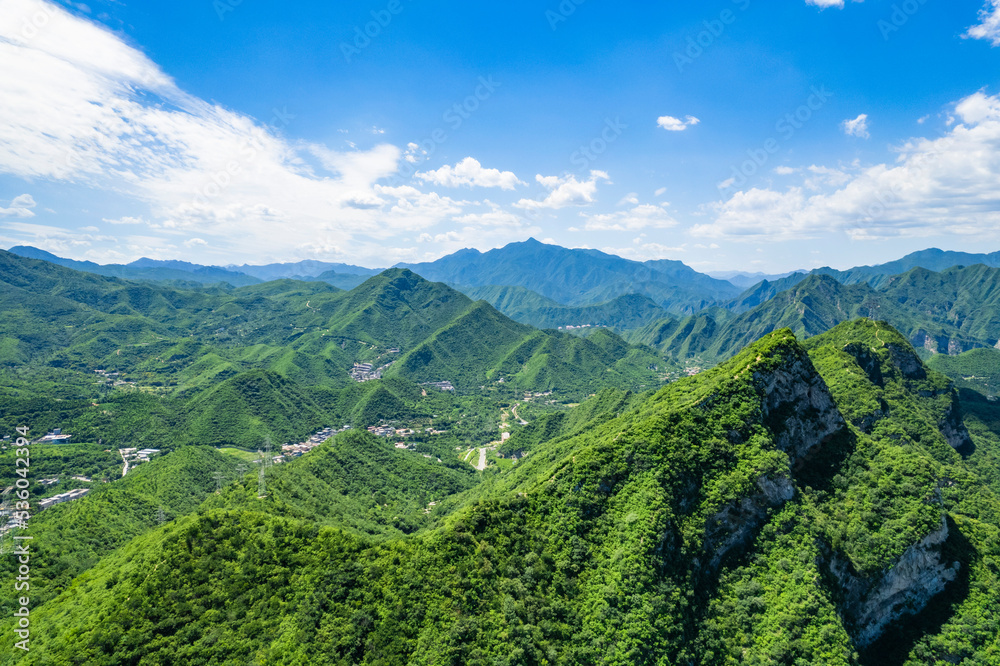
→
(633, 266, 1000, 367)
(928, 347, 1000, 398)
(461, 285, 670, 332)
(0, 447, 241, 614)
(5, 241, 1000, 664)
(14, 322, 1000, 664)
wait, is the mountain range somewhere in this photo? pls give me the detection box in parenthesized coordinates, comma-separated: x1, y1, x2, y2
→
(11, 241, 1000, 335)
(629, 266, 1000, 366)
(0, 249, 669, 448)
(2, 244, 1000, 663)
(6, 319, 1000, 664)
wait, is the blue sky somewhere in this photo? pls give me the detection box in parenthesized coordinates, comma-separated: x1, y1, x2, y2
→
(2, 0, 1000, 272)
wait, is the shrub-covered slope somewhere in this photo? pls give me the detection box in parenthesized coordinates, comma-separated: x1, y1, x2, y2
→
(13, 322, 1000, 664)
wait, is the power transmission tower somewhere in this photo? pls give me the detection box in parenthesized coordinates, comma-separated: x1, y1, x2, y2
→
(157, 506, 166, 525)
(257, 465, 267, 498)
(212, 471, 227, 493)
(263, 437, 273, 468)
(236, 463, 248, 478)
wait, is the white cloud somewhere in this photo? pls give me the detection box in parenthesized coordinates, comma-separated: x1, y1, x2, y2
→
(654, 187, 667, 197)
(1, 220, 116, 254)
(0, 193, 36, 218)
(453, 201, 528, 228)
(806, 0, 847, 7)
(582, 204, 678, 232)
(966, 0, 1000, 46)
(0, 0, 474, 265)
(416, 157, 525, 191)
(842, 113, 871, 139)
(657, 115, 701, 132)
(514, 171, 610, 210)
(618, 192, 639, 206)
(184, 238, 207, 247)
(693, 91, 1000, 242)
(602, 238, 686, 261)
(805, 165, 851, 189)
(373, 185, 466, 226)
(102, 215, 146, 225)
(774, 166, 797, 175)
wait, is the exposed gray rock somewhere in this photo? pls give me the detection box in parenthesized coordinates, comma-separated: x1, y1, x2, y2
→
(755, 355, 847, 461)
(830, 516, 960, 648)
(702, 474, 795, 571)
(700, 354, 846, 571)
(887, 343, 927, 380)
(940, 394, 974, 451)
(842, 343, 885, 387)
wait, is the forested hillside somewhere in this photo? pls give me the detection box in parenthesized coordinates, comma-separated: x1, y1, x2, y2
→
(631, 266, 1000, 366)
(0, 252, 669, 450)
(7, 321, 1000, 664)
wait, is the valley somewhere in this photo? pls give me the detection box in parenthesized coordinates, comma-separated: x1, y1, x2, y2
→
(2, 244, 1000, 664)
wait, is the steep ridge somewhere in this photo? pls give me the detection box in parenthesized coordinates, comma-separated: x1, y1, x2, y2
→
(1, 329, 854, 663)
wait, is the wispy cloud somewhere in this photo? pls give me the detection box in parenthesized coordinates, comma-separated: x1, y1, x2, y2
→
(842, 113, 871, 139)
(0, 0, 471, 264)
(0, 194, 36, 218)
(582, 204, 678, 232)
(693, 91, 1000, 242)
(966, 0, 1000, 45)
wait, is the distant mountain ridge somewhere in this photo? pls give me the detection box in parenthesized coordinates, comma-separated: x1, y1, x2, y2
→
(0, 250, 666, 397)
(398, 237, 741, 314)
(732, 247, 1000, 309)
(632, 265, 1000, 364)
(7, 246, 262, 286)
(458, 285, 671, 332)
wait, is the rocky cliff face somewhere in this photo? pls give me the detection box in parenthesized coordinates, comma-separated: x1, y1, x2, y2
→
(755, 354, 847, 461)
(829, 517, 961, 648)
(940, 394, 975, 451)
(701, 353, 846, 570)
(888, 342, 927, 380)
(702, 474, 794, 571)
